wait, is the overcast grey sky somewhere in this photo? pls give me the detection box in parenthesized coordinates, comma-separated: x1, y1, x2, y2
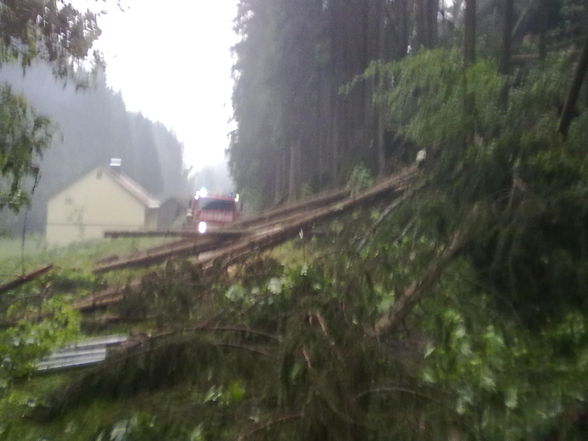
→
(89, 0, 238, 172)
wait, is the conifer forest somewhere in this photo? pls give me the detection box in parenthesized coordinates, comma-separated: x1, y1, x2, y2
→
(1, 0, 588, 440)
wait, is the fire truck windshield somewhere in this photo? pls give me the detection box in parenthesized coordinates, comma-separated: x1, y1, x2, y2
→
(199, 198, 236, 212)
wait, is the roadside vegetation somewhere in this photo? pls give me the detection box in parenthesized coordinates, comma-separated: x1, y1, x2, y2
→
(0, 236, 166, 272)
(1, 0, 588, 440)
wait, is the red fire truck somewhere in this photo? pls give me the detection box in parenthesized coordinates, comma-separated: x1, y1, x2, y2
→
(186, 189, 239, 233)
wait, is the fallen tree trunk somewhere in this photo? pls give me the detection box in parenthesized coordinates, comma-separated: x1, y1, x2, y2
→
(75, 167, 418, 313)
(197, 169, 417, 270)
(73, 279, 141, 312)
(0, 264, 54, 295)
(235, 186, 350, 229)
(93, 235, 227, 274)
(94, 238, 191, 266)
(103, 229, 245, 239)
(95, 187, 350, 273)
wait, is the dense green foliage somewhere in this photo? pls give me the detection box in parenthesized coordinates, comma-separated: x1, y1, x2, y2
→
(0, 0, 102, 211)
(1, 0, 588, 439)
(3, 47, 588, 433)
(229, 0, 587, 209)
(0, 0, 102, 75)
(0, 85, 51, 210)
(0, 235, 173, 404)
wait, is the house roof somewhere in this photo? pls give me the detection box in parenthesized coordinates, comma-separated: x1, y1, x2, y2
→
(49, 165, 160, 209)
(104, 167, 160, 209)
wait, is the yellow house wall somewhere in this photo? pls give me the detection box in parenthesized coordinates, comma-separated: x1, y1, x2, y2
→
(46, 168, 149, 245)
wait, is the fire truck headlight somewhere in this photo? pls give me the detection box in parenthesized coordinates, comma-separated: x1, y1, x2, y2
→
(197, 187, 208, 198)
(198, 221, 207, 234)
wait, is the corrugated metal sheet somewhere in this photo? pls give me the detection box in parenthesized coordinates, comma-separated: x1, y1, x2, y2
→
(37, 334, 128, 372)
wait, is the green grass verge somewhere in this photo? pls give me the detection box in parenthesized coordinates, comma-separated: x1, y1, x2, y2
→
(0, 236, 171, 278)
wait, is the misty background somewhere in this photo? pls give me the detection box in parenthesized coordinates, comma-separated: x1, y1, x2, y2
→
(0, 64, 234, 235)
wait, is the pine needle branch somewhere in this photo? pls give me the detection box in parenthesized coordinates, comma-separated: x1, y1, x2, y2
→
(353, 385, 438, 403)
(237, 412, 304, 441)
(371, 224, 469, 337)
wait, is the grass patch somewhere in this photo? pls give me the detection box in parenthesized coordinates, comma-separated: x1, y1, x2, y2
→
(0, 236, 171, 278)
(0, 235, 178, 310)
